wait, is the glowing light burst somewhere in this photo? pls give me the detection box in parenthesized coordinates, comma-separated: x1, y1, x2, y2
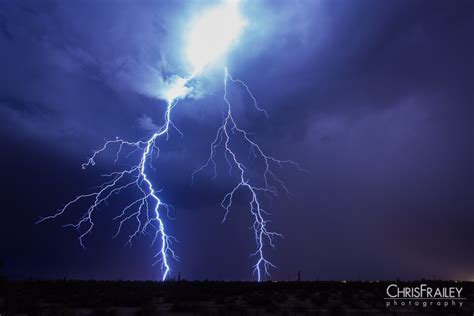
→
(38, 0, 301, 281)
(186, 0, 245, 75)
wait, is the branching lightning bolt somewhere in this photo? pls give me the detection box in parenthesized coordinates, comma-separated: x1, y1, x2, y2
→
(37, 0, 303, 282)
(193, 68, 305, 281)
(37, 98, 185, 280)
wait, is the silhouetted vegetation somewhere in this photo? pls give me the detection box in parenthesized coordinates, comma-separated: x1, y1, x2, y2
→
(0, 280, 472, 315)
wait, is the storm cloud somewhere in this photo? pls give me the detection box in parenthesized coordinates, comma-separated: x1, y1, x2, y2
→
(0, 0, 472, 281)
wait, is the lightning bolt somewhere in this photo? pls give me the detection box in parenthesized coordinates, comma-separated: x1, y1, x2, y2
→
(37, 1, 303, 282)
(37, 97, 185, 281)
(193, 68, 305, 281)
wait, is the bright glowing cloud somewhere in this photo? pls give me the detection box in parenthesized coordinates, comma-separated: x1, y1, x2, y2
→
(162, 75, 192, 102)
(186, 0, 245, 74)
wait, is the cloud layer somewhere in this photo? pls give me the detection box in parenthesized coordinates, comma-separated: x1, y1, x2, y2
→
(0, 0, 472, 280)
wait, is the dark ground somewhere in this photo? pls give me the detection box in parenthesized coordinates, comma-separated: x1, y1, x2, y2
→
(0, 279, 472, 315)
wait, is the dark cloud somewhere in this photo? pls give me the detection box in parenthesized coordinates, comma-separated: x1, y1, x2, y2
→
(0, 0, 472, 280)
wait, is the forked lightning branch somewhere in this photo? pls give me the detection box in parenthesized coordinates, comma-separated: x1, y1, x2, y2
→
(38, 0, 302, 281)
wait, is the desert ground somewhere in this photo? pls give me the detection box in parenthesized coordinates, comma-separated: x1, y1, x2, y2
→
(1, 279, 472, 315)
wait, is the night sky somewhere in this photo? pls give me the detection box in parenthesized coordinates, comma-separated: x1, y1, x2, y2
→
(0, 0, 473, 281)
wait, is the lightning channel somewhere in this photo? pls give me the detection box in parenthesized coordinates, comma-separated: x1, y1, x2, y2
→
(37, 0, 301, 282)
(37, 97, 185, 281)
(193, 68, 305, 281)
